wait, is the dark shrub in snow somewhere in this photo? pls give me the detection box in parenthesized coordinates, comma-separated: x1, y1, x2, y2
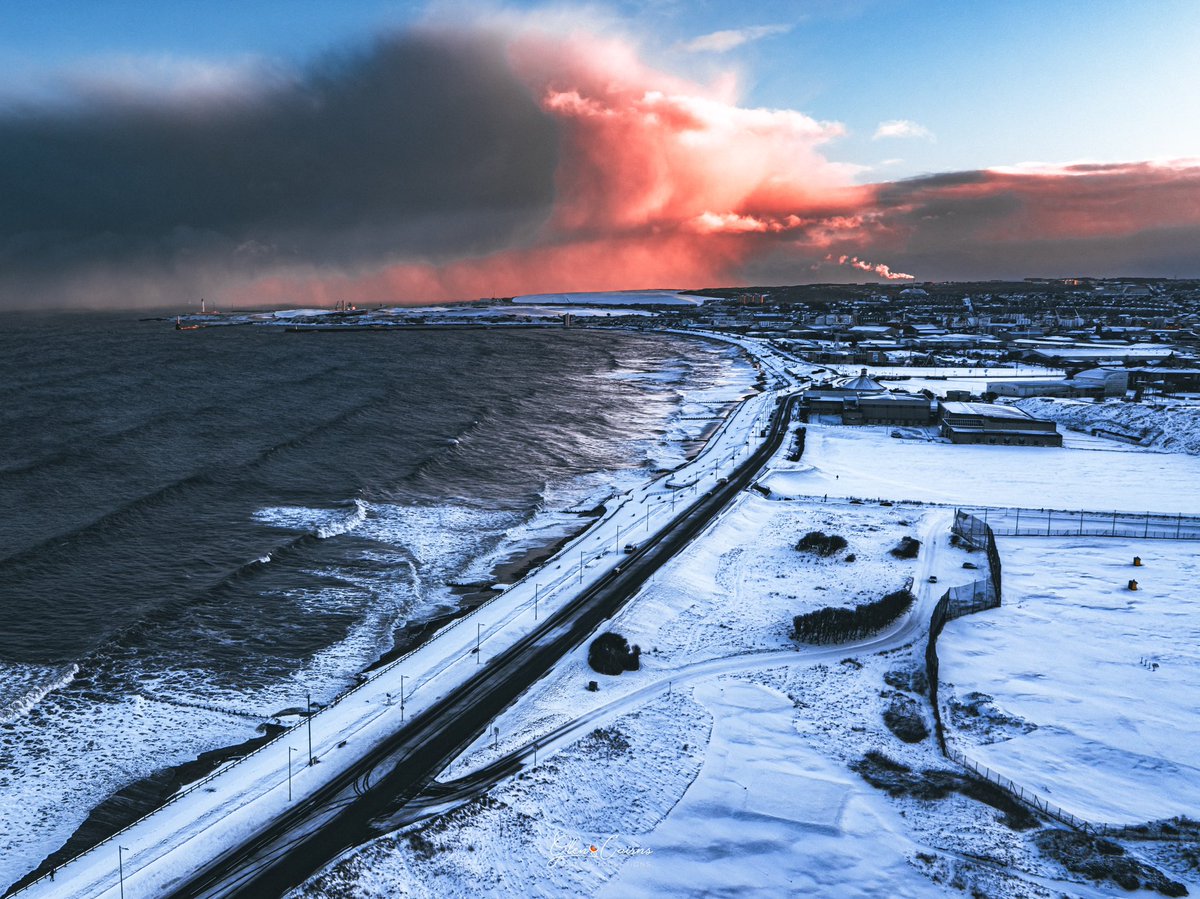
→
(588, 632, 641, 676)
(796, 531, 848, 557)
(890, 536, 921, 559)
(793, 589, 914, 644)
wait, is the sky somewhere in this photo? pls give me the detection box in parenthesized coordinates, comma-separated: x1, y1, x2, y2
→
(1, 0, 1199, 308)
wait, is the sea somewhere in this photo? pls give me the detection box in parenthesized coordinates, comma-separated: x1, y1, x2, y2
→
(0, 311, 756, 888)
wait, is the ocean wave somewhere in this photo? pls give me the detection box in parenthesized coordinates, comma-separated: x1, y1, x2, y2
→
(316, 499, 369, 539)
(0, 664, 79, 722)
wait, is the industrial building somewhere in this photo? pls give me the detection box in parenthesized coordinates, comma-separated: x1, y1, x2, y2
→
(987, 367, 1128, 399)
(939, 402, 1062, 446)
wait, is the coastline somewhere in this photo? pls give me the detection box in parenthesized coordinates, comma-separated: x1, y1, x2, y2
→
(8, 330, 760, 892)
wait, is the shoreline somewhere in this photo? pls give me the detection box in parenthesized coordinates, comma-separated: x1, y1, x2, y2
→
(10, 333, 760, 893)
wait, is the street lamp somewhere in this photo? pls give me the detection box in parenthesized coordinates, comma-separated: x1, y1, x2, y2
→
(535, 583, 540, 621)
(288, 746, 297, 801)
(476, 622, 484, 663)
(306, 690, 314, 766)
(400, 674, 406, 723)
(118, 846, 129, 899)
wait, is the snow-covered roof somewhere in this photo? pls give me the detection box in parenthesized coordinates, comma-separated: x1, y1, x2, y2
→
(941, 401, 1033, 420)
(836, 369, 886, 393)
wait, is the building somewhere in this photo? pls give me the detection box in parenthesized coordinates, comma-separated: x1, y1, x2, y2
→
(840, 393, 937, 425)
(939, 401, 1062, 446)
(988, 368, 1128, 399)
(802, 368, 888, 412)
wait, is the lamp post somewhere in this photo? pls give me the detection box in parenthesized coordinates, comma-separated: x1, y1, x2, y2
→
(476, 622, 483, 663)
(535, 583, 540, 621)
(306, 690, 314, 766)
(400, 674, 406, 723)
(118, 846, 129, 899)
(288, 746, 297, 801)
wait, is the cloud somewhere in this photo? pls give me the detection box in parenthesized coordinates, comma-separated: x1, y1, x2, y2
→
(0, 30, 559, 307)
(873, 119, 935, 141)
(5, 22, 1200, 309)
(677, 24, 792, 54)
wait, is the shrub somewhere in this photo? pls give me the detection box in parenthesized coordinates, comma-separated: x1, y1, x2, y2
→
(890, 536, 922, 558)
(796, 531, 848, 557)
(588, 632, 641, 676)
(793, 588, 914, 644)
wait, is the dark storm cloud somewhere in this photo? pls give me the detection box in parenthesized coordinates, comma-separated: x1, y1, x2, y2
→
(0, 31, 559, 305)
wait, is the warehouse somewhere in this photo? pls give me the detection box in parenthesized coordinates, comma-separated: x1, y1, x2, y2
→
(939, 401, 1062, 446)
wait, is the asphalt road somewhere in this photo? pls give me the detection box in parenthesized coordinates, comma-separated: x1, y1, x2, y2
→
(166, 392, 800, 899)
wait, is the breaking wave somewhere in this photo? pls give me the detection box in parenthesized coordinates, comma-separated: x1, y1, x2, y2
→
(0, 664, 79, 723)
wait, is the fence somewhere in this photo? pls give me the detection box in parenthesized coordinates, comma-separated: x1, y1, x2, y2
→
(959, 506, 1200, 541)
(927, 513, 1001, 757)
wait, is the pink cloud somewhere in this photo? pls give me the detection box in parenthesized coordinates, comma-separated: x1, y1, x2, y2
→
(233, 31, 1200, 305)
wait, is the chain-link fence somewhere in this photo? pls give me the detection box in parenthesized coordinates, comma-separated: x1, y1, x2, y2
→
(959, 506, 1200, 540)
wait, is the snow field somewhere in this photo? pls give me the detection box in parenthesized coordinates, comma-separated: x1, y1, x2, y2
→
(292, 493, 1147, 898)
(762, 421, 1200, 512)
(1013, 396, 1200, 455)
(938, 536, 1200, 826)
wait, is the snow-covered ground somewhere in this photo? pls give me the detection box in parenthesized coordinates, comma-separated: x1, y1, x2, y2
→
(938, 536, 1200, 825)
(20, 338, 1200, 898)
(1012, 397, 1200, 455)
(761, 421, 1200, 512)
(295, 486, 1198, 898)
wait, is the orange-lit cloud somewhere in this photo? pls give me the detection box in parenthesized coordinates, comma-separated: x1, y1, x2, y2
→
(237, 28, 1200, 307)
(7, 23, 1200, 309)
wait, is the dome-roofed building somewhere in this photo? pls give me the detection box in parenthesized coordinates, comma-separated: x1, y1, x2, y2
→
(802, 369, 937, 426)
(836, 368, 887, 395)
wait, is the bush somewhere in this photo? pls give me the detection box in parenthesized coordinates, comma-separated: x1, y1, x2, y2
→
(588, 632, 641, 676)
(796, 531, 848, 557)
(890, 536, 922, 558)
(883, 696, 929, 743)
(793, 588, 914, 644)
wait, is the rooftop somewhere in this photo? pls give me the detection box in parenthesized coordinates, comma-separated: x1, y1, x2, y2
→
(941, 401, 1034, 420)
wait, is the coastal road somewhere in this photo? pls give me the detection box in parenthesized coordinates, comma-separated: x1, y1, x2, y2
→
(163, 392, 803, 898)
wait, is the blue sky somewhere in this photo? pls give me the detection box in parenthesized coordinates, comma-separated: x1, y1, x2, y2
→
(3, 0, 1197, 181)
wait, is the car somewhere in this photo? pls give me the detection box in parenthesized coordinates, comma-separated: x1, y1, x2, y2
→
(928, 575, 939, 583)
(624, 543, 638, 554)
